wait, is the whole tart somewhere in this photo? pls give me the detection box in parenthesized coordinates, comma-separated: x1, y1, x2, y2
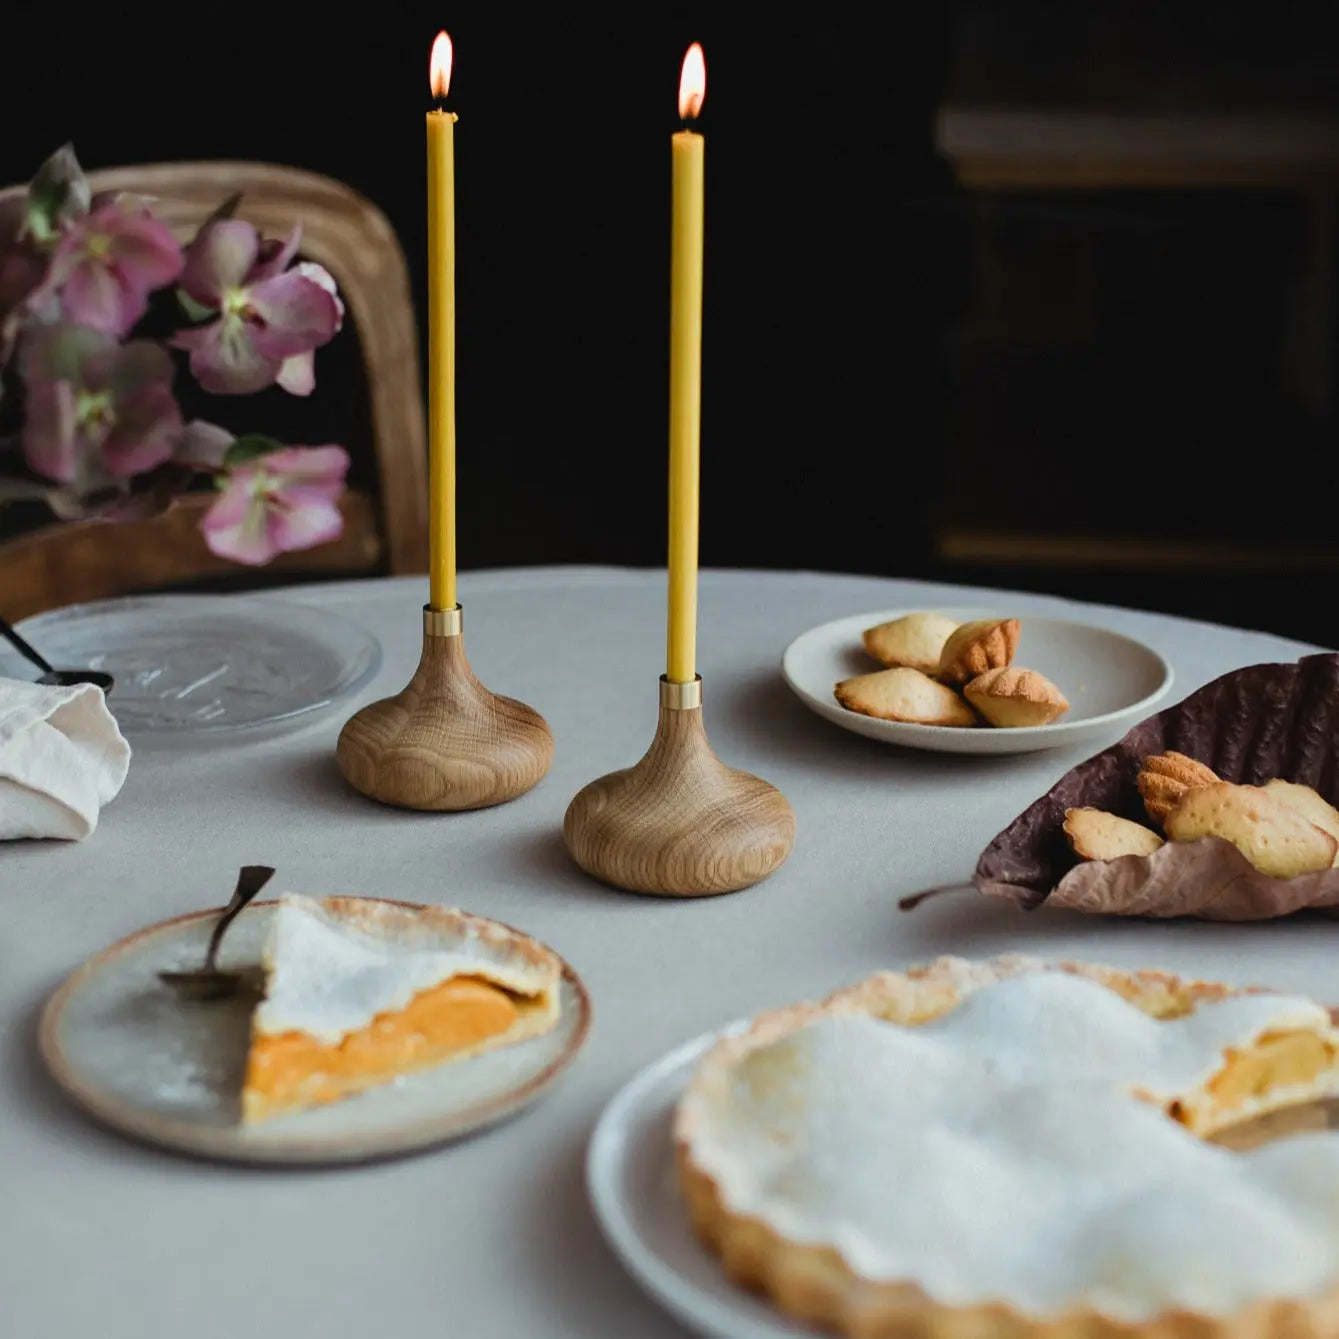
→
(242, 895, 562, 1123)
(675, 955, 1339, 1339)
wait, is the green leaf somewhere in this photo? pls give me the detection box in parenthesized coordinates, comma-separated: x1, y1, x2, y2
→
(26, 144, 90, 242)
(176, 289, 215, 323)
(223, 433, 284, 466)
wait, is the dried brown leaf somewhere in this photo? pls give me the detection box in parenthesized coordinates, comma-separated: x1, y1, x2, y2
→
(971, 652, 1339, 921)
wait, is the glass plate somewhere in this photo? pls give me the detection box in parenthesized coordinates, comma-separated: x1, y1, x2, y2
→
(1, 594, 381, 736)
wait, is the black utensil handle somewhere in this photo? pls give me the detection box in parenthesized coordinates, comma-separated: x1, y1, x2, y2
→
(201, 865, 277, 971)
(0, 615, 54, 675)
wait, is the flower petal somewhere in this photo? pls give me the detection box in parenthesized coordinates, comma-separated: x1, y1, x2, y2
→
(101, 385, 182, 476)
(249, 224, 303, 281)
(244, 271, 340, 358)
(178, 419, 235, 468)
(203, 511, 276, 564)
(172, 317, 281, 394)
(21, 381, 80, 481)
(58, 259, 146, 336)
(202, 469, 255, 528)
(180, 219, 259, 305)
(108, 213, 184, 291)
(266, 496, 344, 555)
(20, 322, 113, 386)
(291, 261, 344, 328)
(275, 351, 315, 395)
(100, 338, 175, 397)
(201, 472, 275, 563)
(265, 444, 350, 494)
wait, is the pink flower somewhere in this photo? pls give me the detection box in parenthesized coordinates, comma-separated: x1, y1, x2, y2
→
(19, 324, 182, 484)
(43, 203, 183, 337)
(201, 443, 349, 564)
(171, 219, 342, 396)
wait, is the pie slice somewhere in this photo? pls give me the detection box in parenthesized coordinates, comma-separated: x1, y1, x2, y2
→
(676, 955, 1339, 1339)
(241, 895, 562, 1124)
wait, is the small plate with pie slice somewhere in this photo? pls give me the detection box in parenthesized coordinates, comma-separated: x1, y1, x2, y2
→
(783, 608, 1173, 755)
(39, 896, 591, 1164)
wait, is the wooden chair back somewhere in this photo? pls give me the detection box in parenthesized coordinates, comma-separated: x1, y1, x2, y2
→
(0, 161, 426, 620)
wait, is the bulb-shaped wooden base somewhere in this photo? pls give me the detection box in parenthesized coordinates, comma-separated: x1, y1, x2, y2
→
(563, 676, 795, 897)
(336, 606, 552, 811)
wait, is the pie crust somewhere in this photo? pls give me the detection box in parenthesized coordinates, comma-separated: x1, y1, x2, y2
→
(242, 896, 562, 1123)
(675, 955, 1339, 1339)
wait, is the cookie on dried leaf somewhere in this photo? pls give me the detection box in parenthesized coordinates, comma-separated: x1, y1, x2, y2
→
(1137, 751, 1220, 827)
(1263, 780, 1339, 865)
(1063, 808, 1164, 861)
(1164, 781, 1337, 879)
(861, 612, 959, 675)
(834, 668, 976, 727)
(964, 666, 1069, 728)
(937, 618, 1020, 685)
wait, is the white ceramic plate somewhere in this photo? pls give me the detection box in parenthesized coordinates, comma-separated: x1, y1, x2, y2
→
(0, 594, 381, 737)
(782, 608, 1173, 755)
(40, 898, 591, 1165)
(588, 1027, 818, 1339)
(587, 1025, 1339, 1339)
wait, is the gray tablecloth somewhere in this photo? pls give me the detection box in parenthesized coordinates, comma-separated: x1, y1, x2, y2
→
(2, 566, 1329, 1339)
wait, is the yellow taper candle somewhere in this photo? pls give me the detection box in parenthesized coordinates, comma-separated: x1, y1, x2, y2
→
(667, 42, 707, 683)
(427, 31, 457, 610)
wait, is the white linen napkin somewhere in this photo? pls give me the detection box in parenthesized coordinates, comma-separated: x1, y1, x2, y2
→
(0, 676, 131, 841)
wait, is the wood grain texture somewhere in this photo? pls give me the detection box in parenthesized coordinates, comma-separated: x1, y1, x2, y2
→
(336, 627, 553, 812)
(0, 494, 379, 622)
(0, 160, 426, 617)
(563, 704, 795, 897)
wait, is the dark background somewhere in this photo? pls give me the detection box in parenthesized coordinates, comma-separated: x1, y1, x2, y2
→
(5, 1, 1339, 644)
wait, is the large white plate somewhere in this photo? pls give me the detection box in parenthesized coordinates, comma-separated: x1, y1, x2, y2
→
(586, 1023, 1339, 1339)
(782, 608, 1173, 754)
(39, 898, 591, 1165)
(588, 1027, 818, 1339)
(0, 594, 381, 737)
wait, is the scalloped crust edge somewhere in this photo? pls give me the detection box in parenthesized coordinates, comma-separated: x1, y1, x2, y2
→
(678, 1152, 1339, 1339)
(674, 955, 1339, 1339)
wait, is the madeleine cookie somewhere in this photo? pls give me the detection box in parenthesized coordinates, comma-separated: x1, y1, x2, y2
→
(834, 668, 977, 727)
(964, 666, 1069, 728)
(937, 618, 1020, 685)
(1263, 780, 1339, 865)
(1137, 751, 1220, 827)
(861, 612, 959, 675)
(1063, 808, 1164, 861)
(1164, 782, 1338, 878)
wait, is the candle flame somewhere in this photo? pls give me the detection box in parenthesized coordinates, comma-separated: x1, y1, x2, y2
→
(678, 43, 706, 120)
(430, 30, 453, 99)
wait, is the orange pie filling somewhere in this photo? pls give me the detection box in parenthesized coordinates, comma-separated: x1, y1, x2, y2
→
(243, 974, 533, 1119)
(1160, 1029, 1338, 1128)
(1207, 1030, 1337, 1110)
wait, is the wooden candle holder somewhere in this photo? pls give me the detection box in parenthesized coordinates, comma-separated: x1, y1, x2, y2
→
(336, 606, 552, 811)
(563, 676, 795, 896)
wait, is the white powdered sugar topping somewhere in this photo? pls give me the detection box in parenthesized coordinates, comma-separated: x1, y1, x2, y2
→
(688, 970, 1339, 1320)
(253, 895, 538, 1044)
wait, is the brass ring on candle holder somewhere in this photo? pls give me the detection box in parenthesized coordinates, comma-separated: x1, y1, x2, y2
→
(423, 604, 463, 638)
(659, 674, 703, 711)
